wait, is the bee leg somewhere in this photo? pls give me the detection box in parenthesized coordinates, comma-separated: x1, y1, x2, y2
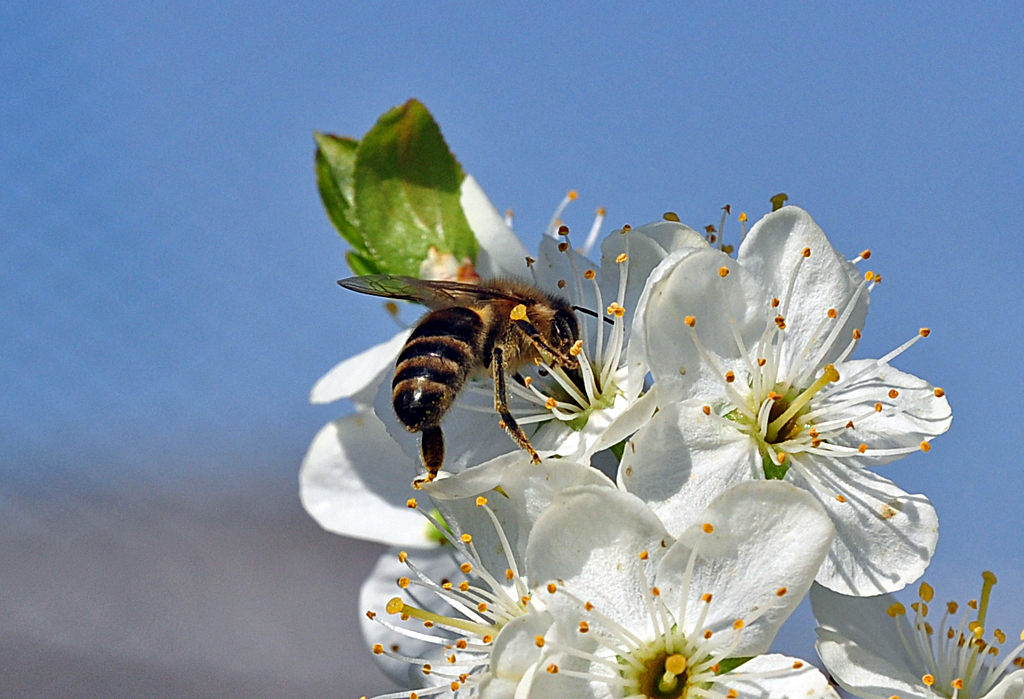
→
(511, 319, 579, 369)
(493, 346, 541, 464)
(419, 426, 445, 482)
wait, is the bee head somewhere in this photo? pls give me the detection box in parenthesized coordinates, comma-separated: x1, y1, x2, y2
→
(550, 307, 580, 353)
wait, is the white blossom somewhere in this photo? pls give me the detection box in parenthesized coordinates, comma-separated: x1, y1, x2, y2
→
(812, 574, 1024, 699)
(621, 206, 951, 596)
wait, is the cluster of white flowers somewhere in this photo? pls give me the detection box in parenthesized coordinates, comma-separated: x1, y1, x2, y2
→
(301, 181, 1022, 699)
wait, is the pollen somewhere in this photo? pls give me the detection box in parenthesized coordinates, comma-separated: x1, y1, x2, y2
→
(861, 249, 871, 259)
(570, 339, 584, 356)
(702, 523, 715, 534)
(719, 266, 730, 277)
(585, 601, 593, 611)
(456, 640, 467, 649)
(685, 316, 696, 327)
(704, 629, 713, 639)
(652, 586, 661, 596)
(952, 679, 964, 690)
(606, 302, 625, 317)
(510, 304, 528, 321)
(616, 253, 628, 263)
(406, 499, 417, 509)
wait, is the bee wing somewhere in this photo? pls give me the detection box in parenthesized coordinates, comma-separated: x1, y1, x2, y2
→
(338, 275, 523, 310)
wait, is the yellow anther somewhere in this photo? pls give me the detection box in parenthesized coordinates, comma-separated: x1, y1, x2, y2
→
(557, 279, 566, 289)
(860, 249, 871, 259)
(406, 498, 417, 509)
(948, 602, 959, 614)
(828, 308, 837, 318)
(889, 389, 900, 399)
(858, 444, 868, 454)
(777, 587, 788, 596)
(477, 602, 488, 613)
(547, 663, 559, 674)
(461, 534, 472, 544)
(652, 587, 661, 596)
(875, 402, 883, 412)
(584, 269, 596, 280)
(597, 207, 606, 215)
(373, 643, 384, 654)
(476, 496, 488, 507)
(525, 256, 535, 266)
(568, 190, 578, 200)
(585, 601, 594, 611)
(919, 582, 934, 602)
(482, 634, 493, 643)
(774, 315, 786, 330)
(719, 266, 730, 277)
(793, 661, 804, 669)
(853, 328, 862, 340)
(569, 339, 583, 356)
(888, 602, 907, 617)
(846, 420, 855, 429)
(423, 663, 432, 673)
(535, 636, 545, 647)
(702, 593, 713, 603)
(685, 316, 696, 327)
(934, 387, 945, 397)
(702, 523, 715, 534)
(442, 582, 452, 589)
(616, 253, 628, 263)
(952, 679, 964, 690)
(456, 640, 467, 649)
(996, 629, 1006, 644)
(558, 242, 569, 252)
(920, 328, 930, 337)
(639, 550, 650, 560)
(725, 371, 735, 383)
(423, 620, 434, 628)
(802, 247, 811, 258)
(621, 224, 632, 232)
(579, 621, 590, 633)
(771, 297, 781, 308)
(757, 357, 767, 366)
(922, 674, 935, 686)
(366, 610, 376, 620)
(702, 405, 711, 415)
(865, 270, 875, 281)
(450, 682, 460, 691)
(506, 569, 514, 580)
(398, 551, 408, 562)
(727, 691, 738, 699)
(836, 494, 847, 503)
(921, 442, 931, 452)
(460, 563, 472, 574)
(557, 225, 570, 236)
(545, 397, 558, 409)
(733, 619, 745, 630)
(510, 304, 528, 321)
(776, 452, 786, 464)
(738, 212, 748, 222)
(398, 577, 410, 588)
(547, 583, 557, 594)
(663, 211, 680, 222)
(704, 629, 713, 639)
(459, 581, 469, 591)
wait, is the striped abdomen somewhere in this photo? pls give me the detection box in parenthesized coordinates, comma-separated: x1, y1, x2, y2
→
(392, 306, 484, 432)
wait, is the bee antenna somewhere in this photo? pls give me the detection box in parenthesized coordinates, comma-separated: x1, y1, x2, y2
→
(573, 305, 615, 326)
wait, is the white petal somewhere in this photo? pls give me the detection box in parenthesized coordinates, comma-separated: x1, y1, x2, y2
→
(582, 384, 659, 458)
(723, 654, 840, 699)
(526, 486, 672, 634)
(461, 175, 532, 280)
(816, 359, 952, 466)
(789, 459, 937, 595)
(424, 456, 614, 575)
(309, 329, 409, 406)
(810, 583, 922, 686)
(641, 247, 767, 403)
(359, 547, 459, 686)
(738, 206, 868, 375)
(485, 612, 555, 685)
(657, 481, 834, 656)
(299, 414, 434, 548)
(984, 671, 1024, 699)
(619, 399, 761, 537)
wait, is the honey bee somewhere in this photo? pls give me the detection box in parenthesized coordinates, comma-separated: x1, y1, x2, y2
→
(338, 275, 582, 482)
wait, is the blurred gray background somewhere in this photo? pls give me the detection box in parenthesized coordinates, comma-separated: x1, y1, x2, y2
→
(3, 1, 1022, 696)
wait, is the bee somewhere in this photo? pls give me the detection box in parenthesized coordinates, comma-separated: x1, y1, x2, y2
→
(338, 275, 582, 482)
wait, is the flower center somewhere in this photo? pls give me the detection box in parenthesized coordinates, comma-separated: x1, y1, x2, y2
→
(628, 645, 694, 699)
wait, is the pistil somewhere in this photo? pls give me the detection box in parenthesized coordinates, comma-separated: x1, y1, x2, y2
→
(765, 364, 839, 442)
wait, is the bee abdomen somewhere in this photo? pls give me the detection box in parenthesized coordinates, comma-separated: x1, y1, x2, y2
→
(392, 307, 483, 432)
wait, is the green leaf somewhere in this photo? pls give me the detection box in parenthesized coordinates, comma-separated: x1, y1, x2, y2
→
(353, 99, 478, 276)
(345, 250, 382, 277)
(314, 132, 362, 250)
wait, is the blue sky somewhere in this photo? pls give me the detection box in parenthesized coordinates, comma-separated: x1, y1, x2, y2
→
(3, 0, 1022, 692)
